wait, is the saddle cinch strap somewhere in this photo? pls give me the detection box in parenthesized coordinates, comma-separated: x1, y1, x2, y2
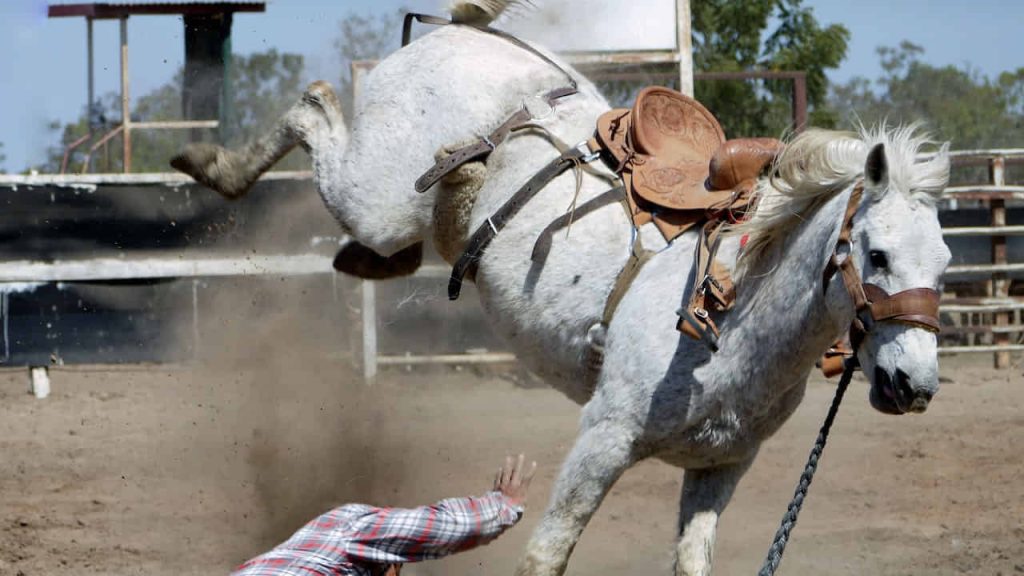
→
(675, 219, 735, 351)
(447, 141, 601, 300)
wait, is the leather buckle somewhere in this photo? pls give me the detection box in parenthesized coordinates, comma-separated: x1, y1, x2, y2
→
(856, 308, 875, 334)
(698, 273, 724, 296)
(571, 140, 602, 163)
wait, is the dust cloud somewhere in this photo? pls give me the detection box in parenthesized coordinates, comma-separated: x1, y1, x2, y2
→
(166, 182, 411, 549)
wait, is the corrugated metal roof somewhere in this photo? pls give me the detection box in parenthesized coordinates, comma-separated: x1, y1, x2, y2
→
(48, 2, 265, 19)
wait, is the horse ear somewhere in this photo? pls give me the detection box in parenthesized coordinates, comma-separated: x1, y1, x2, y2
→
(865, 143, 888, 188)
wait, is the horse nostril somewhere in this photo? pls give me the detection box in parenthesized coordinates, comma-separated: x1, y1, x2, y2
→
(897, 368, 933, 413)
(895, 369, 913, 396)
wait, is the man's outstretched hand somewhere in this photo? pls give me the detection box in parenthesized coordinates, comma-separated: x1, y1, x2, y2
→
(494, 454, 537, 509)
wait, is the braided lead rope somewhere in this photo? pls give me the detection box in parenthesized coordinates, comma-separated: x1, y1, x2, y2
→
(757, 362, 854, 576)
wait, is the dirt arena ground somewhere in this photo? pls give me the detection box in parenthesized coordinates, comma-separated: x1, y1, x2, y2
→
(1, 287, 1022, 575)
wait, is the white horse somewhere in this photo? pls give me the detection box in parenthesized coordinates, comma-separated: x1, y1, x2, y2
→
(171, 2, 952, 574)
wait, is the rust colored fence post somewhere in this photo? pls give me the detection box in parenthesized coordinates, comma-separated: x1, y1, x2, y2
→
(792, 72, 807, 132)
(989, 156, 1009, 368)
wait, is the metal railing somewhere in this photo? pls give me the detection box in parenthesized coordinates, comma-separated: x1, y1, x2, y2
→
(938, 149, 1024, 366)
(58, 16, 221, 175)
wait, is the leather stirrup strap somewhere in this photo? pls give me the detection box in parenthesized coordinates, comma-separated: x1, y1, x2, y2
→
(677, 220, 730, 351)
(448, 144, 595, 300)
(601, 239, 656, 328)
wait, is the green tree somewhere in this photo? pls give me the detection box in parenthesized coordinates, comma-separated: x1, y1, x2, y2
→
(691, 0, 849, 136)
(226, 49, 306, 146)
(829, 41, 1024, 149)
(334, 10, 404, 119)
(597, 1, 848, 137)
(41, 49, 307, 174)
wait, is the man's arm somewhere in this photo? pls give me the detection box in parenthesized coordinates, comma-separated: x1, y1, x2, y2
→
(343, 490, 521, 564)
(230, 455, 536, 575)
(345, 454, 536, 564)
(230, 494, 520, 575)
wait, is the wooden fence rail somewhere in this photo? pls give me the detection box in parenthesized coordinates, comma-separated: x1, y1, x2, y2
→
(937, 150, 1023, 366)
(0, 147, 1020, 379)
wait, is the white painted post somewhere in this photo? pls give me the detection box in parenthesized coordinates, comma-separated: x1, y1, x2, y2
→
(120, 16, 131, 173)
(87, 17, 94, 125)
(192, 279, 200, 361)
(30, 367, 50, 399)
(361, 280, 378, 382)
(351, 62, 365, 105)
(1, 292, 9, 362)
(676, 0, 694, 96)
(351, 61, 378, 382)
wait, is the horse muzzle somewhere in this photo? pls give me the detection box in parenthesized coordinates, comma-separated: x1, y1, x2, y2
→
(871, 366, 935, 415)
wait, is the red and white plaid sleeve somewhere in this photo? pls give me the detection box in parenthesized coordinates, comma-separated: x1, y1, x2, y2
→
(344, 490, 522, 564)
(230, 491, 522, 575)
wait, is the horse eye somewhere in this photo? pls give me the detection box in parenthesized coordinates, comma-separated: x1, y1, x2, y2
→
(869, 250, 889, 269)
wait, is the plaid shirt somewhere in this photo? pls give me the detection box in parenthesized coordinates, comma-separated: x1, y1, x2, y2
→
(231, 491, 523, 576)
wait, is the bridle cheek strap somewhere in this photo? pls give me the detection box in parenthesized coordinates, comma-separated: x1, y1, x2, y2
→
(827, 181, 942, 361)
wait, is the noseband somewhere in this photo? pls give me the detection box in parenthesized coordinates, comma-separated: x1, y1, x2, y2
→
(824, 182, 941, 352)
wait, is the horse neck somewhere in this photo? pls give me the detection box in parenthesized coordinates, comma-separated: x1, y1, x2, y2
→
(715, 186, 854, 388)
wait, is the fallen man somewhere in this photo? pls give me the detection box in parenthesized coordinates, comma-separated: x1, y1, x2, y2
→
(232, 454, 537, 575)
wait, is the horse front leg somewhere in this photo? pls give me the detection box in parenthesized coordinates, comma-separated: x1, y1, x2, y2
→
(515, 420, 637, 576)
(674, 458, 754, 576)
(171, 80, 344, 199)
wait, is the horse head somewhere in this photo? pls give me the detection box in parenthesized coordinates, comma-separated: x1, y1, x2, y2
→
(848, 131, 951, 415)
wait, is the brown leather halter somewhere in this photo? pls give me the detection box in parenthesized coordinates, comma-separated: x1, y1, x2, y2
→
(824, 182, 941, 356)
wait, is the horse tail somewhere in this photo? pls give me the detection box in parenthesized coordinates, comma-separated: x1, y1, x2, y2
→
(449, 0, 528, 25)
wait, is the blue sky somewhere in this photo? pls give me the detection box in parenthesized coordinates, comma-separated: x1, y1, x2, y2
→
(0, 0, 1022, 172)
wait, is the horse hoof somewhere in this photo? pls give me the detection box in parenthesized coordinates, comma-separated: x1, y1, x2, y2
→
(333, 241, 423, 279)
(302, 81, 344, 127)
(170, 143, 254, 200)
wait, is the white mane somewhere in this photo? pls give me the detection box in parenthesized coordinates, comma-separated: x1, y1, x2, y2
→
(733, 123, 951, 272)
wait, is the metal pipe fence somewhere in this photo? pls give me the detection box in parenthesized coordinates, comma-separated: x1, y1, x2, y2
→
(937, 150, 1024, 367)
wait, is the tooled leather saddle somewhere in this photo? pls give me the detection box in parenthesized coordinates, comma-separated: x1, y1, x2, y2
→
(589, 86, 783, 346)
(594, 86, 782, 242)
(435, 83, 785, 351)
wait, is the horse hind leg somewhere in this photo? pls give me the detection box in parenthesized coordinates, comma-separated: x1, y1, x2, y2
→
(172, 82, 424, 280)
(332, 241, 423, 279)
(170, 80, 344, 200)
